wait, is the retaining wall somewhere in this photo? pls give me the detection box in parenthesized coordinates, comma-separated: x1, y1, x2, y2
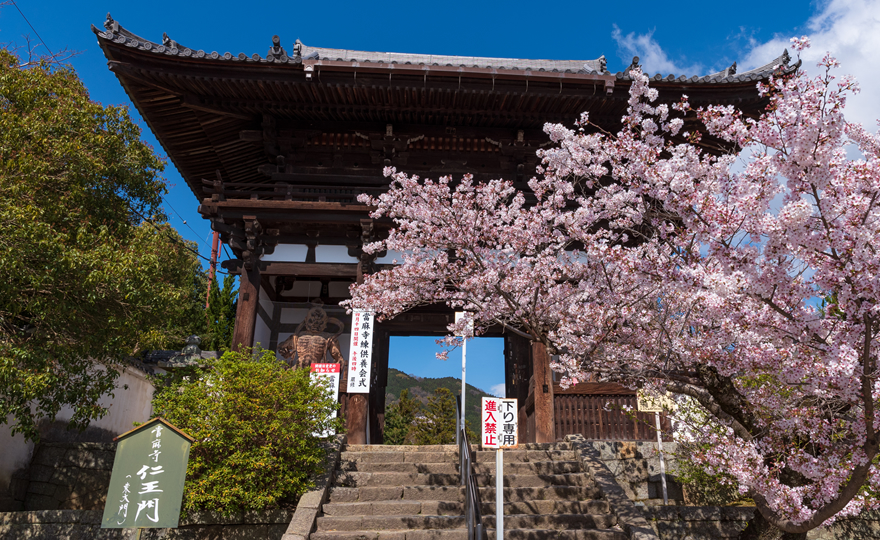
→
(0, 509, 292, 539)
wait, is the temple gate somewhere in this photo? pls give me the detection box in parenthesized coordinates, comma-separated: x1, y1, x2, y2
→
(94, 15, 794, 444)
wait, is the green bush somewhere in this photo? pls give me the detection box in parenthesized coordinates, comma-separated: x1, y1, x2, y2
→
(150, 349, 342, 515)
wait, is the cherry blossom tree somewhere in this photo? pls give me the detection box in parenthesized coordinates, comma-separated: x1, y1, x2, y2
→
(347, 39, 880, 537)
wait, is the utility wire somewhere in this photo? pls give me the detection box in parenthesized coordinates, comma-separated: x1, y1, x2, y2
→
(129, 206, 229, 275)
(7, 1, 230, 276)
(160, 195, 211, 249)
(9, 0, 54, 57)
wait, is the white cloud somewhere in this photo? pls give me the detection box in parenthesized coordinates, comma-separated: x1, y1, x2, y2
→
(489, 383, 506, 397)
(742, 0, 880, 128)
(611, 25, 705, 77)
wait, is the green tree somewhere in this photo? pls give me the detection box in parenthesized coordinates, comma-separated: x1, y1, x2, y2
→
(0, 49, 203, 441)
(150, 349, 342, 514)
(383, 388, 420, 445)
(204, 273, 238, 351)
(412, 387, 475, 445)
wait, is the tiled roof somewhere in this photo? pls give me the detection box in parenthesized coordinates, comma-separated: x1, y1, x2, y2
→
(93, 14, 796, 84)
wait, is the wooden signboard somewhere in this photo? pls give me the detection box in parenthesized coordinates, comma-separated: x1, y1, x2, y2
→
(102, 417, 194, 529)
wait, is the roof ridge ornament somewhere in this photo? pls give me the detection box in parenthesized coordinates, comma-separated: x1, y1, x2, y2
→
(104, 13, 119, 34)
(627, 56, 641, 75)
(162, 32, 179, 50)
(598, 55, 607, 73)
(267, 35, 288, 62)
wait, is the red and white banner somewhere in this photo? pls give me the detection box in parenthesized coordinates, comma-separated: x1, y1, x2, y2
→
(347, 310, 374, 394)
(310, 363, 340, 437)
(481, 397, 518, 449)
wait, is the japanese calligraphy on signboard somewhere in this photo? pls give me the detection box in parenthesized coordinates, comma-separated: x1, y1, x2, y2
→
(481, 397, 518, 449)
(102, 417, 193, 529)
(347, 309, 374, 394)
(636, 391, 677, 413)
(310, 362, 340, 437)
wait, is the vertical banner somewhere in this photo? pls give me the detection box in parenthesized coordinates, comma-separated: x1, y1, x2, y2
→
(482, 397, 518, 449)
(310, 363, 341, 437)
(347, 309, 374, 393)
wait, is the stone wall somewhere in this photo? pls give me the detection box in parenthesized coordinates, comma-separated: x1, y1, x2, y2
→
(22, 442, 116, 511)
(584, 440, 683, 502)
(1, 364, 156, 511)
(0, 509, 293, 539)
(641, 506, 880, 540)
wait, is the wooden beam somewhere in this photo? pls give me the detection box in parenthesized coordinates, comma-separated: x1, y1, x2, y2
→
(532, 342, 555, 443)
(553, 382, 635, 395)
(231, 263, 260, 351)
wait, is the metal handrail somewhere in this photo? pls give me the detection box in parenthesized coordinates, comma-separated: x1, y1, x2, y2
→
(457, 396, 483, 540)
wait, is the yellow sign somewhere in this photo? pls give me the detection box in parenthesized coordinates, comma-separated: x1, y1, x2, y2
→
(636, 391, 676, 413)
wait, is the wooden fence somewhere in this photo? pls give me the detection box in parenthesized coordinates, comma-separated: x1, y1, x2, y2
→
(554, 394, 672, 441)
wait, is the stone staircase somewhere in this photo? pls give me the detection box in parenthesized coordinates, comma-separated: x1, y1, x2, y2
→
(311, 442, 628, 540)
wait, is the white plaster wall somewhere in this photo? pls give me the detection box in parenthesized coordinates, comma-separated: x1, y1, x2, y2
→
(254, 285, 272, 350)
(263, 244, 308, 262)
(0, 365, 157, 503)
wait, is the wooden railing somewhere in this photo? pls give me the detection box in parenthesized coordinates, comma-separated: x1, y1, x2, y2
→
(553, 394, 672, 441)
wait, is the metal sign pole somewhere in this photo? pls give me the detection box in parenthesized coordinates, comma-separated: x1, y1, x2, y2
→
(655, 411, 668, 505)
(461, 337, 467, 436)
(496, 448, 503, 540)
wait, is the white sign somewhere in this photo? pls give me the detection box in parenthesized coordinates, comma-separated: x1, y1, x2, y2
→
(347, 310, 374, 394)
(310, 363, 340, 437)
(481, 397, 518, 449)
(454, 311, 474, 337)
(636, 391, 676, 413)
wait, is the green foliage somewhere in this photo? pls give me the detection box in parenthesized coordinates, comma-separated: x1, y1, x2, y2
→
(204, 273, 238, 351)
(675, 442, 750, 506)
(150, 349, 342, 515)
(384, 368, 487, 442)
(0, 48, 204, 441)
(383, 388, 420, 445)
(412, 387, 476, 445)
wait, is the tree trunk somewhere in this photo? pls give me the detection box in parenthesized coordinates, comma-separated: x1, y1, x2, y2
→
(739, 511, 808, 540)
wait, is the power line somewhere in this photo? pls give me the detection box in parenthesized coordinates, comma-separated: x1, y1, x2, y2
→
(129, 206, 229, 275)
(9, 0, 54, 57)
(160, 195, 211, 249)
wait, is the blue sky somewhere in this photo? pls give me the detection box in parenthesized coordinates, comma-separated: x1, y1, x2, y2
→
(3, 0, 879, 394)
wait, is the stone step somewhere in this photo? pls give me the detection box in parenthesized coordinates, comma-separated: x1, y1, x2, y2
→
(338, 461, 581, 475)
(343, 445, 457, 453)
(487, 529, 628, 540)
(339, 449, 578, 464)
(312, 528, 627, 540)
(316, 513, 617, 533)
(316, 515, 464, 532)
(341, 442, 570, 453)
(322, 499, 612, 517)
(483, 513, 617, 530)
(334, 471, 593, 488)
(329, 485, 603, 504)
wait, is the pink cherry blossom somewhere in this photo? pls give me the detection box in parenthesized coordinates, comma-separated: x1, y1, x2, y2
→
(345, 41, 880, 534)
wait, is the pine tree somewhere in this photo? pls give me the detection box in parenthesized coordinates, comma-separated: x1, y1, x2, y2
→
(204, 274, 238, 351)
(413, 387, 472, 445)
(383, 388, 420, 445)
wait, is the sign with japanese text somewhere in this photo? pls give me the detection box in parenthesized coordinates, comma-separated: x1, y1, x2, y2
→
(481, 397, 518, 449)
(310, 362, 340, 437)
(636, 391, 676, 413)
(347, 310, 374, 394)
(101, 417, 193, 529)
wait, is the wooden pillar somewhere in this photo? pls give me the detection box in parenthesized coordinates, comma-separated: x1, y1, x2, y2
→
(532, 342, 556, 443)
(346, 395, 368, 444)
(231, 262, 260, 351)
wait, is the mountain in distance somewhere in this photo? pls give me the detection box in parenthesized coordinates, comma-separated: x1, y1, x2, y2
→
(384, 368, 500, 435)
